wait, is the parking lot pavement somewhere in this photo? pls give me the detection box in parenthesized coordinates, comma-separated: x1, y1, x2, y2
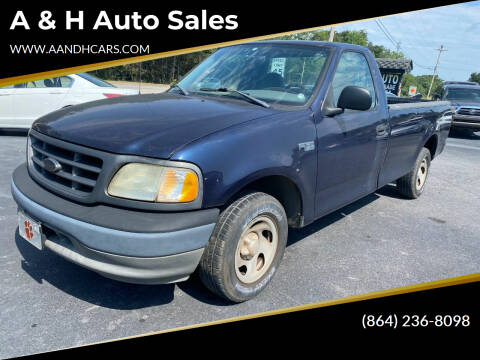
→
(1, 129, 479, 358)
(108, 81, 169, 94)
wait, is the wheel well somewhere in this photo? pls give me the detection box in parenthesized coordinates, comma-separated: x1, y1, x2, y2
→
(226, 176, 303, 228)
(424, 134, 438, 159)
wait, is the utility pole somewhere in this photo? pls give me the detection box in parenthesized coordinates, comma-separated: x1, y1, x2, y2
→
(138, 62, 142, 94)
(328, 26, 335, 42)
(427, 45, 447, 99)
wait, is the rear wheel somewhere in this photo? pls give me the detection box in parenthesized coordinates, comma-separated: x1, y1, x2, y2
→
(396, 147, 431, 199)
(199, 192, 288, 302)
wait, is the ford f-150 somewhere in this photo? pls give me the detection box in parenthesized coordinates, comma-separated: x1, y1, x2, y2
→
(11, 41, 453, 302)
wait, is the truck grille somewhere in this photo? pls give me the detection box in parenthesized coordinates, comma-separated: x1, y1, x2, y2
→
(457, 108, 480, 116)
(29, 132, 103, 194)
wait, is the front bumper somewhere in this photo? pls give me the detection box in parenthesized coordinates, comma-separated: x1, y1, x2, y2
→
(11, 163, 219, 284)
(452, 114, 480, 130)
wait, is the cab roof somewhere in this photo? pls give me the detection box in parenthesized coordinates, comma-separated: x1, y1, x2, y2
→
(443, 84, 480, 90)
(240, 40, 370, 52)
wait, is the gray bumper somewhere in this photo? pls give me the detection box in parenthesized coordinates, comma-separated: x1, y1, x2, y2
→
(11, 174, 217, 284)
(43, 234, 205, 285)
(452, 114, 480, 129)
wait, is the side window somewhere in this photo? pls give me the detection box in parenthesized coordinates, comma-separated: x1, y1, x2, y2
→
(330, 51, 376, 109)
(0, 83, 27, 89)
(59, 76, 73, 87)
(25, 76, 72, 88)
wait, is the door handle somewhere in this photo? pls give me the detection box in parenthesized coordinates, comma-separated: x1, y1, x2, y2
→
(376, 124, 388, 137)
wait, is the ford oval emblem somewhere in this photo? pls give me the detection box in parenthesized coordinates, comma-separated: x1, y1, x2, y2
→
(44, 157, 62, 173)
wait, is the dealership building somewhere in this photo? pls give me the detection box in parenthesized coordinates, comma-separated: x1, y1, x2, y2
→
(375, 58, 413, 96)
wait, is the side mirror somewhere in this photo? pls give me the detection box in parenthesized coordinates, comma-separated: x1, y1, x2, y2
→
(323, 86, 372, 117)
(337, 86, 372, 111)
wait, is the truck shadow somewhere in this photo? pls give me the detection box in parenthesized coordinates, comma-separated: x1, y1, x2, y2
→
(448, 128, 480, 140)
(287, 192, 381, 247)
(374, 183, 405, 200)
(15, 230, 175, 310)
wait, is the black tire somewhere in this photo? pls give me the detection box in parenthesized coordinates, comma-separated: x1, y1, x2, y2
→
(199, 192, 288, 302)
(396, 147, 431, 199)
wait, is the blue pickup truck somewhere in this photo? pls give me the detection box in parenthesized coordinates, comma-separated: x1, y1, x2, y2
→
(11, 41, 452, 302)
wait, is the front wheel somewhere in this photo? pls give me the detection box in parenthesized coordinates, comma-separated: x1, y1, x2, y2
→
(396, 147, 431, 199)
(199, 192, 288, 302)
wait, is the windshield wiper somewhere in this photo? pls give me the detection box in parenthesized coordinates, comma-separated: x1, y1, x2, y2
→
(171, 83, 189, 96)
(199, 88, 270, 108)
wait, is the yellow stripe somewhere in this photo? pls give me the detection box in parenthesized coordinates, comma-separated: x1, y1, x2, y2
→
(0, 3, 452, 87)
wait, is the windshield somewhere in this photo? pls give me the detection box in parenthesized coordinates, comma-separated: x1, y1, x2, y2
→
(444, 87, 480, 101)
(176, 43, 331, 107)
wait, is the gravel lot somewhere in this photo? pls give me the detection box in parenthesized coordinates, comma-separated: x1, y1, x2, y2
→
(1, 129, 479, 358)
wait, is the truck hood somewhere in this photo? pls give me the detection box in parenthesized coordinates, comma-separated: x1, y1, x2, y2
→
(32, 93, 276, 159)
(450, 100, 480, 108)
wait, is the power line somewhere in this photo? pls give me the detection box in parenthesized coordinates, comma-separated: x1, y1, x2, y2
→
(375, 19, 399, 50)
(393, 15, 437, 66)
(372, 15, 476, 80)
(375, 19, 436, 72)
(378, 19, 400, 51)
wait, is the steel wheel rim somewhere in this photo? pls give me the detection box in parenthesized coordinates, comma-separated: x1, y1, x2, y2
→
(416, 158, 428, 190)
(234, 215, 278, 284)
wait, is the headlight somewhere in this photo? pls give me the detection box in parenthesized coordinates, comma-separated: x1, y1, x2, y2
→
(107, 163, 199, 203)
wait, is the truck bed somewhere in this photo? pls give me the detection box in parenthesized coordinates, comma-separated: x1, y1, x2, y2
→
(388, 99, 452, 110)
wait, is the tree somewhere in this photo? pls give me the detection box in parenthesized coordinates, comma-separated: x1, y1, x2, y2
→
(92, 29, 410, 86)
(277, 29, 405, 58)
(399, 74, 443, 98)
(468, 72, 480, 84)
(367, 43, 404, 59)
(277, 29, 329, 41)
(90, 49, 215, 84)
(335, 30, 368, 47)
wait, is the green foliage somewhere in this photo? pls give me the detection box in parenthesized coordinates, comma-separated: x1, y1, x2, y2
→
(367, 43, 404, 59)
(276, 30, 330, 41)
(336, 30, 368, 47)
(400, 74, 443, 98)
(277, 29, 404, 58)
(468, 72, 480, 84)
(90, 49, 215, 84)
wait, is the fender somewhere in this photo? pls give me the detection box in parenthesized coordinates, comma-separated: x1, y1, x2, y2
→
(172, 109, 318, 224)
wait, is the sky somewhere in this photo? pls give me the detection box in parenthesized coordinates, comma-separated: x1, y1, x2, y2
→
(334, 1, 480, 81)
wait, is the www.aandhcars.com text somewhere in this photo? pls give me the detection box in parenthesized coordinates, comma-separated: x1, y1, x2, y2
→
(9, 44, 150, 55)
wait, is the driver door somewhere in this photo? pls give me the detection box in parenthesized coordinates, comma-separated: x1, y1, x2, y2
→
(315, 51, 389, 218)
